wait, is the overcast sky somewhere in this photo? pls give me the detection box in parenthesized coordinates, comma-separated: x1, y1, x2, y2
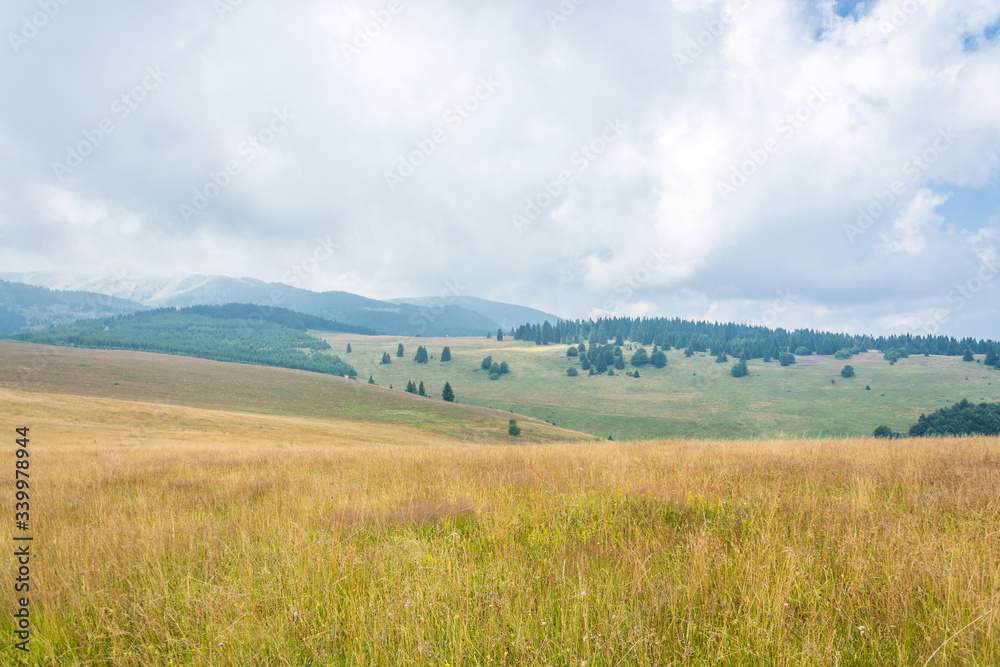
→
(1, 0, 999, 338)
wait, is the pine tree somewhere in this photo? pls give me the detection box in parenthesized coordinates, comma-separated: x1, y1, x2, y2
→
(442, 382, 455, 402)
(397, 343, 404, 357)
(346, 343, 352, 353)
(367, 375, 375, 384)
(963, 349, 975, 362)
(499, 361, 509, 374)
(731, 361, 748, 377)
(440, 346, 452, 362)
(405, 380, 416, 393)
(497, 328, 504, 342)
(414, 345, 428, 363)
(381, 352, 392, 364)
(418, 381, 426, 396)
(481, 355, 493, 370)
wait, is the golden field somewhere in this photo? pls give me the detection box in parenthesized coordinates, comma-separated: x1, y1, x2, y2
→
(0, 386, 997, 665)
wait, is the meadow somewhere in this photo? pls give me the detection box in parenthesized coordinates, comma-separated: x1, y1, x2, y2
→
(1, 382, 998, 665)
(323, 334, 1000, 440)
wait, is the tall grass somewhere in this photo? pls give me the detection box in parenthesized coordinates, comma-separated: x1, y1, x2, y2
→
(1, 390, 997, 665)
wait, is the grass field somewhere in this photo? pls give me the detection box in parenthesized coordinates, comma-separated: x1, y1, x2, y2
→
(0, 386, 997, 665)
(321, 334, 1000, 440)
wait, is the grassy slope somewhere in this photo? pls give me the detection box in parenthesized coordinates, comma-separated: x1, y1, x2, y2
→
(0, 388, 996, 665)
(0, 341, 583, 444)
(323, 334, 1000, 439)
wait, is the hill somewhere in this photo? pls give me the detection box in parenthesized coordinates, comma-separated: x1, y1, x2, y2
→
(322, 333, 1000, 439)
(9, 305, 360, 378)
(0, 278, 145, 334)
(0, 272, 505, 336)
(388, 295, 559, 330)
(0, 383, 995, 664)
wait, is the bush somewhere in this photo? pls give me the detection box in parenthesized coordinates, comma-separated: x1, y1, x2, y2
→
(499, 361, 509, 374)
(779, 352, 796, 366)
(715, 352, 728, 363)
(841, 365, 855, 378)
(834, 348, 853, 360)
(489, 372, 499, 381)
(607, 369, 615, 376)
(731, 361, 748, 377)
(508, 419, 520, 436)
(567, 367, 578, 377)
(567, 346, 579, 357)
(873, 425, 897, 438)
(631, 348, 649, 367)
(884, 349, 901, 363)
(480, 356, 492, 370)
(794, 346, 811, 356)
(650, 350, 667, 368)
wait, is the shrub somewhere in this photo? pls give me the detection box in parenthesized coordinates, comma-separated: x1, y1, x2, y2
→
(507, 419, 520, 436)
(480, 356, 493, 370)
(779, 352, 796, 366)
(841, 365, 855, 378)
(873, 425, 897, 438)
(731, 361, 748, 377)
(567, 367, 578, 377)
(489, 372, 500, 381)
(631, 348, 649, 367)
(834, 348, 853, 360)
(794, 346, 811, 356)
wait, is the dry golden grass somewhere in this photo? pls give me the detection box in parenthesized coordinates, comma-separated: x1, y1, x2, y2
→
(1, 388, 998, 665)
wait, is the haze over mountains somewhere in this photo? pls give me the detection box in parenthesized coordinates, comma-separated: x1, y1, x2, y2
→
(0, 271, 558, 337)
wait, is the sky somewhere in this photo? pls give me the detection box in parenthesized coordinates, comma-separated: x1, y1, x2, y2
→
(1, 0, 999, 339)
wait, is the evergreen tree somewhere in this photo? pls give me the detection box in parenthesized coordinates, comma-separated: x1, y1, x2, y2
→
(567, 367, 578, 376)
(580, 356, 591, 371)
(650, 350, 667, 368)
(497, 328, 504, 342)
(405, 380, 416, 393)
(779, 352, 795, 366)
(490, 361, 501, 375)
(397, 343, 404, 357)
(481, 355, 493, 370)
(615, 332, 624, 346)
(731, 360, 748, 377)
(841, 365, 855, 378)
(346, 343, 352, 353)
(440, 346, 452, 362)
(684, 347, 694, 357)
(567, 346, 579, 357)
(414, 345, 429, 363)
(508, 419, 521, 436)
(963, 349, 975, 362)
(499, 361, 509, 374)
(418, 381, 426, 396)
(614, 355, 625, 370)
(986, 348, 999, 367)
(715, 352, 728, 363)
(442, 382, 455, 402)
(381, 352, 392, 365)
(631, 348, 649, 367)
(367, 375, 375, 384)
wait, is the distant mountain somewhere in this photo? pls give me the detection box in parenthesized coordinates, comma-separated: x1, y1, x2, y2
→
(0, 279, 146, 335)
(387, 295, 559, 330)
(0, 272, 503, 337)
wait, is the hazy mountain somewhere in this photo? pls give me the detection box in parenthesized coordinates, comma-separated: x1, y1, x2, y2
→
(0, 272, 502, 337)
(0, 279, 146, 334)
(387, 295, 559, 330)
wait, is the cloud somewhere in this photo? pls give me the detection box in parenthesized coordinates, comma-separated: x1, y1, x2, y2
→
(0, 0, 999, 337)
